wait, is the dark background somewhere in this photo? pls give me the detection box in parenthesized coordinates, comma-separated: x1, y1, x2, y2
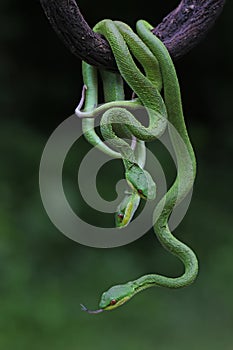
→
(1, 1, 233, 349)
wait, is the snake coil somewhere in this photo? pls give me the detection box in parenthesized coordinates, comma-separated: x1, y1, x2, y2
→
(75, 19, 198, 313)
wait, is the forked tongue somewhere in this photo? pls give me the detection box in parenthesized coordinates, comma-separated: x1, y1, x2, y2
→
(80, 303, 104, 314)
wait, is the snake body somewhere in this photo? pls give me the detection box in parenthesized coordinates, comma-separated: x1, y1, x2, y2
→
(76, 20, 168, 200)
(78, 19, 198, 313)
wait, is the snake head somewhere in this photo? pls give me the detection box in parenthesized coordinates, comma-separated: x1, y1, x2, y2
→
(98, 282, 135, 310)
(115, 191, 141, 228)
(126, 163, 156, 200)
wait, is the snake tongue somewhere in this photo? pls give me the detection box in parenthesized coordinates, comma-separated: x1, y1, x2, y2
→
(80, 304, 104, 314)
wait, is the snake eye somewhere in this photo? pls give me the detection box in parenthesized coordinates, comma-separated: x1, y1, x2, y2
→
(110, 299, 117, 306)
(137, 189, 143, 195)
(117, 213, 124, 221)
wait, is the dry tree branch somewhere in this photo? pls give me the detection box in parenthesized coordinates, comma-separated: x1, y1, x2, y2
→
(40, 0, 226, 70)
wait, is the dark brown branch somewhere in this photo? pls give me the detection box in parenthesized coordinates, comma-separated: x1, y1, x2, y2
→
(40, 0, 225, 70)
(152, 0, 226, 59)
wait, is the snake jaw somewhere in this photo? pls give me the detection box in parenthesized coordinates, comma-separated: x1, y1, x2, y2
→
(80, 303, 104, 314)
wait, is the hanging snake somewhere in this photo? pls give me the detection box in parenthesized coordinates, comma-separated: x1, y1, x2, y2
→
(75, 19, 198, 313)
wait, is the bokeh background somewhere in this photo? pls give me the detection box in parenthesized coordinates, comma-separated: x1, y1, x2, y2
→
(1, 0, 233, 349)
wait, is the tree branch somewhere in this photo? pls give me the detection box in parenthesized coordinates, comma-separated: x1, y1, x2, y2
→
(40, 0, 225, 70)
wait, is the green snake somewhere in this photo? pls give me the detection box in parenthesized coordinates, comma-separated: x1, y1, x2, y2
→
(76, 69, 146, 228)
(77, 19, 198, 313)
(76, 20, 167, 201)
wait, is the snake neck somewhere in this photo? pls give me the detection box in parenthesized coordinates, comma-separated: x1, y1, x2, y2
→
(131, 276, 159, 295)
(123, 158, 136, 170)
(131, 265, 198, 296)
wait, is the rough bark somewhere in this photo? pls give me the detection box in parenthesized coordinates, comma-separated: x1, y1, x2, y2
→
(40, 0, 226, 70)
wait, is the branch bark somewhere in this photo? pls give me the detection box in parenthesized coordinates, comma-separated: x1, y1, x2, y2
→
(40, 0, 225, 70)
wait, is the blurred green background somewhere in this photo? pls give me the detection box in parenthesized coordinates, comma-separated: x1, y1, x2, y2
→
(1, 0, 233, 349)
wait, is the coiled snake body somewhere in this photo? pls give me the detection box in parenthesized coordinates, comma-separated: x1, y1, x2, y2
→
(76, 19, 198, 313)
